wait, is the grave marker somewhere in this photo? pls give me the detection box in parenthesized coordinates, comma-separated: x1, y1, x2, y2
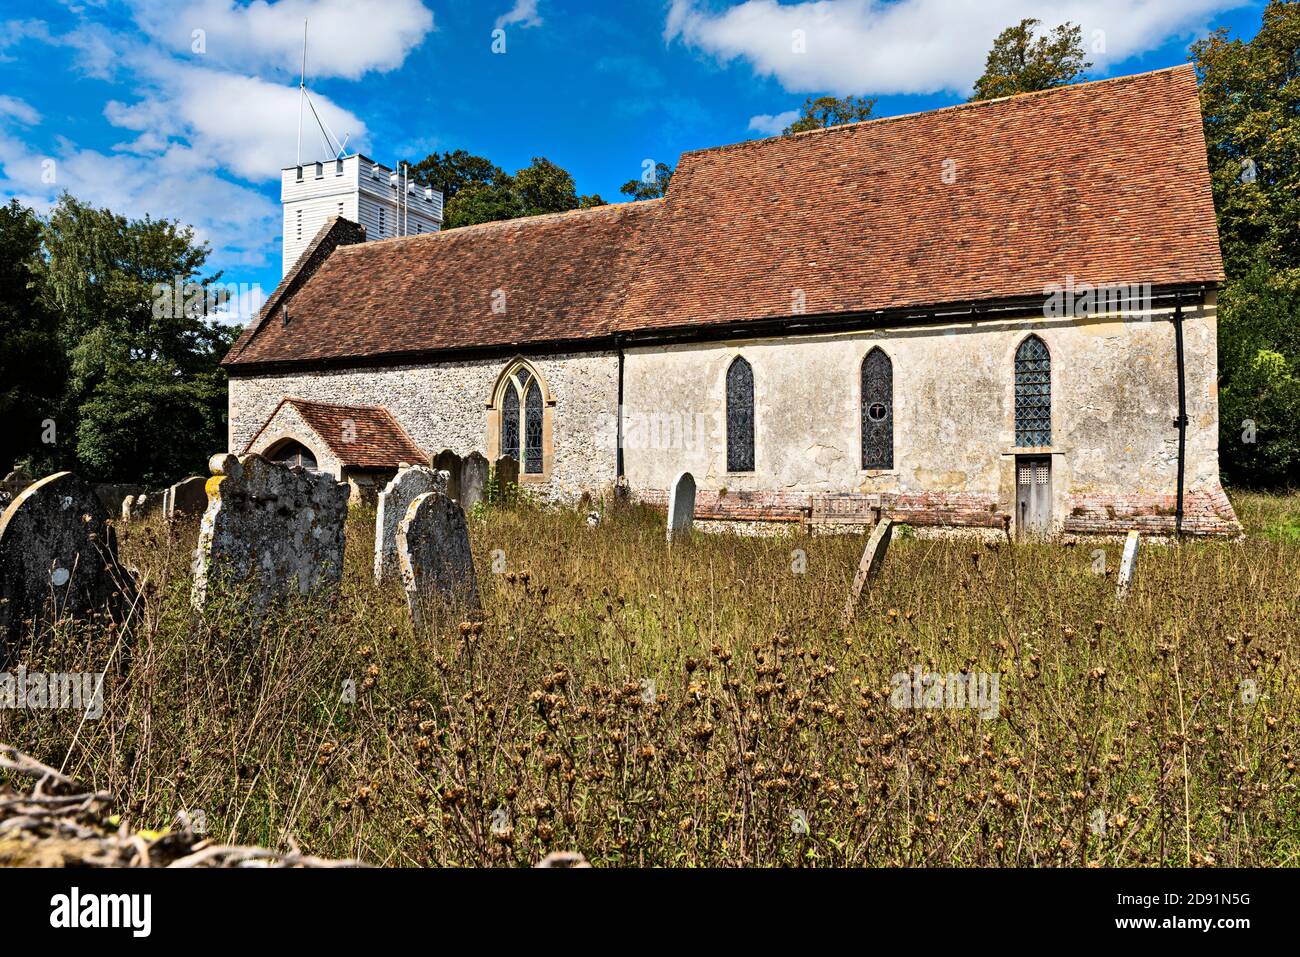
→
(191, 453, 349, 613)
(433, 450, 462, 502)
(373, 466, 449, 584)
(460, 452, 490, 514)
(0, 472, 135, 659)
(397, 491, 481, 632)
(1115, 530, 1140, 600)
(666, 471, 696, 543)
(840, 518, 894, 624)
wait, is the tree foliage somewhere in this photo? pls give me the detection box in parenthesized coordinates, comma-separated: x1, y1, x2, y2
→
(782, 95, 876, 134)
(1, 195, 238, 485)
(430, 155, 604, 228)
(0, 200, 65, 475)
(619, 162, 674, 200)
(1192, 0, 1300, 488)
(971, 18, 1091, 101)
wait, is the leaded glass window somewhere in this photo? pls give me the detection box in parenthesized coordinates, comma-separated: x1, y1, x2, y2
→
(524, 379, 543, 474)
(861, 347, 893, 470)
(498, 363, 546, 475)
(1015, 335, 1052, 447)
(502, 384, 520, 463)
(726, 357, 754, 472)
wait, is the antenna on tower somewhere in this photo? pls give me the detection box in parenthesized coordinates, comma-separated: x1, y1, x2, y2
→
(295, 18, 351, 163)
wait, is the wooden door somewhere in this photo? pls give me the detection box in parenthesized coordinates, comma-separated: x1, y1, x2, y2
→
(1016, 456, 1052, 537)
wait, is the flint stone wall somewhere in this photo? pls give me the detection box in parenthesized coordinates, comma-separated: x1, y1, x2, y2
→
(191, 453, 350, 612)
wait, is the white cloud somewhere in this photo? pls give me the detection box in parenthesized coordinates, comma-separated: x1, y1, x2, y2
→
(666, 0, 1242, 96)
(747, 110, 799, 135)
(0, 95, 41, 126)
(127, 0, 434, 79)
(495, 0, 543, 31)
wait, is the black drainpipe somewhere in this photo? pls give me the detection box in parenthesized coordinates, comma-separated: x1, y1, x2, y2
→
(1171, 303, 1187, 538)
(615, 338, 625, 482)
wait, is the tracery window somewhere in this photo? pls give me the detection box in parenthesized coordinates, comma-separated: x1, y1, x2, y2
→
(726, 356, 754, 472)
(496, 362, 546, 475)
(1015, 335, 1052, 447)
(861, 347, 894, 470)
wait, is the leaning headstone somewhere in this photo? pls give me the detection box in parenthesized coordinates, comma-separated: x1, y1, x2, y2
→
(164, 476, 207, 519)
(397, 491, 481, 631)
(459, 452, 490, 514)
(840, 518, 894, 624)
(666, 471, 696, 543)
(191, 453, 349, 613)
(1115, 530, 1140, 600)
(373, 466, 449, 585)
(0, 472, 135, 660)
(433, 450, 462, 502)
(494, 455, 519, 502)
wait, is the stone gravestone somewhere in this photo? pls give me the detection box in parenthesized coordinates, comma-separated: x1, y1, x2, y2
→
(373, 465, 449, 585)
(494, 455, 519, 502)
(433, 450, 462, 502)
(840, 518, 894, 624)
(191, 453, 349, 614)
(0, 472, 135, 660)
(1115, 530, 1140, 600)
(397, 491, 481, 632)
(164, 476, 208, 519)
(666, 471, 696, 543)
(459, 452, 490, 515)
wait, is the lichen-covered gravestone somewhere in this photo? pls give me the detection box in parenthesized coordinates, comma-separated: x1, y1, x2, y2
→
(666, 471, 696, 543)
(433, 450, 462, 502)
(373, 466, 449, 585)
(191, 453, 349, 613)
(164, 476, 208, 519)
(397, 491, 481, 632)
(0, 472, 135, 661)
(460, 452, 489, 514)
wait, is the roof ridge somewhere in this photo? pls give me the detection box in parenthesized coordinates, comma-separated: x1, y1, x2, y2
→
(342, 197, 665, 253)
(682, 63, 1196, 161)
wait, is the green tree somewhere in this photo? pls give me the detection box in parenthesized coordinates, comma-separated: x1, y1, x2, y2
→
(619, 162, 674, 199)
(1191, 0, 1300, 488)
(782, 96, 876, 134)
(443, 157, 589, 228)
(0, 199, 65, 475)
(971, 18, 1091, 101)
(39, 195, 237, 485)
(409, 149, 504, 201)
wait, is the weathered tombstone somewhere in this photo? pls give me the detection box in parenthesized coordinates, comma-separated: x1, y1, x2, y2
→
(494, 455, 519, 501)
(433, 450, 462, 502)
(164, 476, 207, 519)
(373, 466, 449, 584)
(0, 472, 135, 660)
(1115, 530, 1140, 600)
(191, 453, 349, 613)
(840, 518, 894, 624)
(397, 491, 481, 631)
(459, 452, 490, 514)
(666, 471, 696, 543)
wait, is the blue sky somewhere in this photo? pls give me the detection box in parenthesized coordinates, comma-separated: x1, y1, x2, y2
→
(0, 0, 1265, 321)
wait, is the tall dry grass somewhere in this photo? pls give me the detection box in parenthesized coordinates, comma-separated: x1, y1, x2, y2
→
(2, 494, 1296, 867)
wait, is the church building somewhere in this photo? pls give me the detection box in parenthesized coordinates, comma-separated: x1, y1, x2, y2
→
(222, 64, 1240, 538)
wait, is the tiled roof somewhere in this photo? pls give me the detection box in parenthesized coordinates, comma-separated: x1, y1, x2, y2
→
(248, 398, 429, 469)
(224, 65, 1222, 371)
(226, 201, 661, 368)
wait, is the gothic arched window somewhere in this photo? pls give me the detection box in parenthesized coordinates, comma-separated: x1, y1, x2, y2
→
(495, 362, 548, 475)
(861, 347, 894, 470)
(726, 356, 755, 472)
(1015, 335, 1052, 447)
